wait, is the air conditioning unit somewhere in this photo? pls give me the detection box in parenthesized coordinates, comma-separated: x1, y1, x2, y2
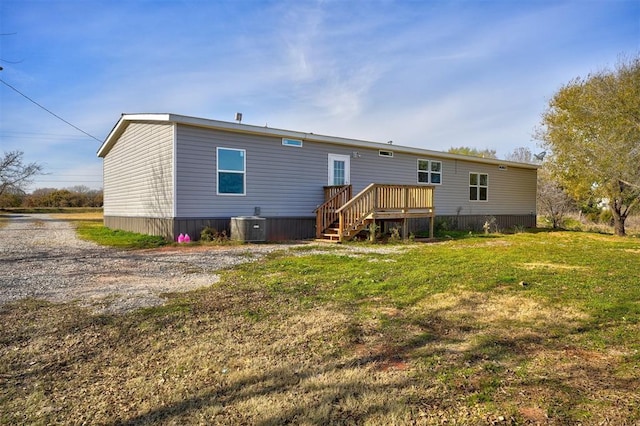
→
(230, 217, 266, 242)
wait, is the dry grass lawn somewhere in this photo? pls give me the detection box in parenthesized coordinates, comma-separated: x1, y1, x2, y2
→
(1, 229, 640, 424)
(54, 211, 104, 221)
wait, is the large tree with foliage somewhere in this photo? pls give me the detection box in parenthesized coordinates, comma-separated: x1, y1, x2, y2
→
(0, 151, 43, 198)
(537, 56, 640, 236)
(24, 187, 103, 208)
(448, 146, 497, 159)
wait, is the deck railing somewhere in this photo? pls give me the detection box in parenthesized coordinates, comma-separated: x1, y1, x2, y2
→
(323, 185, 351, 201)
(314, 185, 352, 239)
(336, 184, 435, 241)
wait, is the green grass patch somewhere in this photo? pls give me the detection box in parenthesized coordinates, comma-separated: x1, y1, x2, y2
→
(75, 220, 168, 249)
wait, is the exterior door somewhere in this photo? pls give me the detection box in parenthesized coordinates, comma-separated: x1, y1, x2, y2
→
(328, 154, 350, 186)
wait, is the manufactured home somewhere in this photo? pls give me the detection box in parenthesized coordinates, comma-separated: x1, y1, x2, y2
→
(98, 113, 538, 242)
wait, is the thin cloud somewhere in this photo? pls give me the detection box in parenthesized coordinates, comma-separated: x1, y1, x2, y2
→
(1, 0, 637, 191)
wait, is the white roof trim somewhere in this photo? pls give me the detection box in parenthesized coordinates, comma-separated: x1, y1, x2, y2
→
(97, 113, 540, 169)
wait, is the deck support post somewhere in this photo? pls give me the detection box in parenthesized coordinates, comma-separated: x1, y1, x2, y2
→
(369, 219, 376, 242)
(402, 218, 408, 241)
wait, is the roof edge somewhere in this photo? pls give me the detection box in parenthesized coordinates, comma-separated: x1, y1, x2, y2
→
(97, 113, 540, 169)
(97, 113, 174, 157)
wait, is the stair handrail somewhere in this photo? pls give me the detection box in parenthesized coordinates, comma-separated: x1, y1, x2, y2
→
(335, 183, 377, 240)
(314, 185, 352, 239)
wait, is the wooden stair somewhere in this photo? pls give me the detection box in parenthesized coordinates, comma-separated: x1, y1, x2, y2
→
(314, 185, 352, 243)
(319, 225, 341, 242)
(317, 219, 374, 243)
(315, 184, 435, 243)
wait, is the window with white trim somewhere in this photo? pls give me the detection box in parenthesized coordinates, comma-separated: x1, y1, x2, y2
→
(417, 159, 442, 184)
(217, 147, 246, 195)
(282, 138, 303, 147)
(469, 172, 488, 201)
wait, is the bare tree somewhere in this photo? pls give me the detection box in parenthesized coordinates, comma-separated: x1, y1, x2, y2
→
(0, 151, 44, 197)
(505, 147, 573, 227)
(67, 185, 92, 194)
(505, 147, 535, 164)
(537, 168, 575, 229)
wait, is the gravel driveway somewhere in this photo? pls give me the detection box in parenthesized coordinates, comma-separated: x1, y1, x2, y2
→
(0, 214, 290, 314)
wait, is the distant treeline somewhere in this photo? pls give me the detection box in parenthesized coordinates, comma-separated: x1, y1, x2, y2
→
(0, 186, 103, 208)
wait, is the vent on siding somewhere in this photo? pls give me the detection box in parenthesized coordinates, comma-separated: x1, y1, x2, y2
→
(498, 165, 508, 171)
(379, 150, 394, 158)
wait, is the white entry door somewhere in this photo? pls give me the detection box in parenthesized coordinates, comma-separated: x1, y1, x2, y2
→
(328, 154, 351, 186)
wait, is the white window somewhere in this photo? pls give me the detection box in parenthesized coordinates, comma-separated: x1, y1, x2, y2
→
(469, 172, 488, 201)
(217, 147, 246, 195)
(417, 159, 442, 184)
(282, 138, 303, 147)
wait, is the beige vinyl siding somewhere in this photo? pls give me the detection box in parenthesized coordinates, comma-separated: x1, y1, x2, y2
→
(103, 122, 174, 217)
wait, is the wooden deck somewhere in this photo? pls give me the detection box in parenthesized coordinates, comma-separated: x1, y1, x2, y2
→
(315, 184, 435, 242)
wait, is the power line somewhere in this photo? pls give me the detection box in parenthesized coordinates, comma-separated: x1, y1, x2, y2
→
(36, 180, 103, 183)
(1, 130, 89, 138)
(0, 34, 25, 68)
(37, 174, 103, 178)
(0, 133, 89, 141)
(0, 58, 24, 64)
(0, 77, 103, 143)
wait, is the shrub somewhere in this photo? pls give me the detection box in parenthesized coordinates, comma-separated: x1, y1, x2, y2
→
(599, 209, 613, 225)
(563, 217, 582, 230)
(388, 227, 402, 242)
(434, 217, 452, 232)
(513, 224, 526, 234)
(585, 211, 600, 223)
(482, 216, 499, 234)
(200, 226, 228, 243)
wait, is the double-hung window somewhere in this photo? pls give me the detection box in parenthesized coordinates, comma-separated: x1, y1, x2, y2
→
(469, 172, 488, 201)
(417, 159, 442, 184)
(217, 147, 246, 195)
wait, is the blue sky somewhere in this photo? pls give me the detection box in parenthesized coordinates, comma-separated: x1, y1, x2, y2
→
(1, 0, 638, 191)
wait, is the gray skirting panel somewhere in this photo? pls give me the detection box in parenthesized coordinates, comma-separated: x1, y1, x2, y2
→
(104, 214, 536, 242)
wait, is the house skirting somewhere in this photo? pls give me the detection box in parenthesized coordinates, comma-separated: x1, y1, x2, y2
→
(104, 216, 175, 240)
(104, 216, 316, 242)
(408, 214, 537, 233)
(104, 214, 537, 242)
